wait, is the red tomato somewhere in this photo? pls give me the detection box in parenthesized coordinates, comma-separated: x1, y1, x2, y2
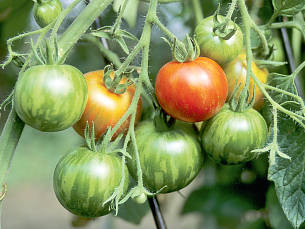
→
(155, 57, 228, 122)
(73, 70, 142, 139)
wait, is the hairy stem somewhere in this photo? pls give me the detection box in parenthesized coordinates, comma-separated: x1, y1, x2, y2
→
(58, 0, 113, 58)
(191, 0, 203, 25)
(0, 108, 25, 227)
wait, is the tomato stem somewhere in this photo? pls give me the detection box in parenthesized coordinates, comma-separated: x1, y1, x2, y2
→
(0, 108, 25, 226)
(57, 0, 113, 59)
(191, 0, 203, 25)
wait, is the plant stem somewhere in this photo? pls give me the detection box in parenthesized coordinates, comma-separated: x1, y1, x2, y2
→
(58, 0, 113, 58)
(148, 196, 167, 229)
(191, 0, 203, 25)
(269, 21, 305, 41)
(225, 0, 237, 20)
(0, 108, 25, 228)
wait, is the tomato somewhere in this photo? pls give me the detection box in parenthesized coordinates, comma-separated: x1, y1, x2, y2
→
(73, 70, 142, 139)
(223, 53, 268, 110)
(201, 104, 268, 165)
(33, 0, 62, 28)
(127, 119, 203, 193)
(194, 15, 243, 65)
(53, 147, 129, 217)
(14, 65, 88, 132)
(155, 57, 228, 123)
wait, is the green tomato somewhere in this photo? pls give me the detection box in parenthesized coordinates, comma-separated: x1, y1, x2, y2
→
(33, 0, 62, 28)
(127, 120, 203, 193)
(194, 15, 243, 65)
(201, 105, 268, 165)
(14, 65, 88, 132)
(53, 147, 129, 217)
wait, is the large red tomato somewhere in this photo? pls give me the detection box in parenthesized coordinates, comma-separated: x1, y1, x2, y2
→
(155, 57, 228, 122)
(73, 70, 142, 139)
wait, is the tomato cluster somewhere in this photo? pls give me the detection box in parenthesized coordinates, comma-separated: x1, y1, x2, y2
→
(14, 4, 270, 219)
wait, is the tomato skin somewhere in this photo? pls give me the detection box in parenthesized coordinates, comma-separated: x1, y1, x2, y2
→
(223, 53, 268, 110)
(155, 57, 228, 123)
(127, 120, 203, 193)
(53, 147, 129, 217)
(73, 70, 142, 139)
(14, 65, 88, 132)
(194, 15, 243, 65)
(33, 0, 62, 28)
(201, 105, 268, 165)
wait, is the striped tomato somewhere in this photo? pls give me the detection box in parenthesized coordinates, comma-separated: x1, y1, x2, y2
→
(201, 105, 268, 165)
(53, 147, 129, 217)
(155, 57, 228, 123)
(14, 65, 88, 132)
(127, 120, 203, 193)
(73, 70, 142, 139)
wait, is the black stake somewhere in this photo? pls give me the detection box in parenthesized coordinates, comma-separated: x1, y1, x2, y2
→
(279, 16, 304, 99)
(148, 196, 167, 229)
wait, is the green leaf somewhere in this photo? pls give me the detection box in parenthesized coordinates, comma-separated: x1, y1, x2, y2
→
(268, 73, 297, 105)
(182, 186, 256, 228)
(272, 0, 305, 16)
(266, 186, 294, 229)
(117, 198, 149, 224)
(113, 0, 139, 28)
(268, 113, 305, 228)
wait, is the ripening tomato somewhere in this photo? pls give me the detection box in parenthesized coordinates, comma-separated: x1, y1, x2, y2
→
(73, 70, 142, 139)
(155, 57, 228, 123)
(223, 53, 268, 110)
(194, 15, 243, 65)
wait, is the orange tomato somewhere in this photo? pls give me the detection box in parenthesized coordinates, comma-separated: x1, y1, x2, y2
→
(73, 70, 142, 139)
(223, 53, 268, 110)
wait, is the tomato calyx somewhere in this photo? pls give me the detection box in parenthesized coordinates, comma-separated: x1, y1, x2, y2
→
(153, 108, 176, 132)
(103, 64, 134, 94)
(212, 12, 238, 40)
(162, 35, 200, 63)
(229, 81, 255, 112)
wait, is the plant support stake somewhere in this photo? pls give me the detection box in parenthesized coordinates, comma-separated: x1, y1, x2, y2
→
(148, 196, 167, 229)
(279, 17, 304, 99)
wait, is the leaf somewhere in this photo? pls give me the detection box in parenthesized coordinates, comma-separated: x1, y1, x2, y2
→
(272, 0, 305, 16)
(268, 73, 297, 104)
(268, 113, 305, 228)
(266, 186, 294, 229)
(113, 0, 139, 28)
(116, 37, 130, 55)
(117, 198, 149, 225)
(182, 186, 256, 228)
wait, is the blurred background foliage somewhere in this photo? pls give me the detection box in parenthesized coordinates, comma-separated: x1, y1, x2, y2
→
(0, 0, 304, 228)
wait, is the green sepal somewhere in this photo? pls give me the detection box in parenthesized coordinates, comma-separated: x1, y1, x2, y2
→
(84, 121, 97, 152)
(161, 35, 199, 63)
(103, 64, 134, 94)
(153, 108, 176, 132)
(212, 7, 238, 40)
(91, 26, 138, 55)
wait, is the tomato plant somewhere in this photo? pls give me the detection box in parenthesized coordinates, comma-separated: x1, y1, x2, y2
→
(53, 147, 129, 217)
(33, 0, 63, 28)
(14, 65, 88, 132)
(127, 118, 203, 193)
(1, 0, 305, 228)
(201, 104, 268, 165)
(155, 57, 228, 122)
(73, 70, 142, 139)
(194, 15, 243, 65)
(223, 53, 269, 110)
